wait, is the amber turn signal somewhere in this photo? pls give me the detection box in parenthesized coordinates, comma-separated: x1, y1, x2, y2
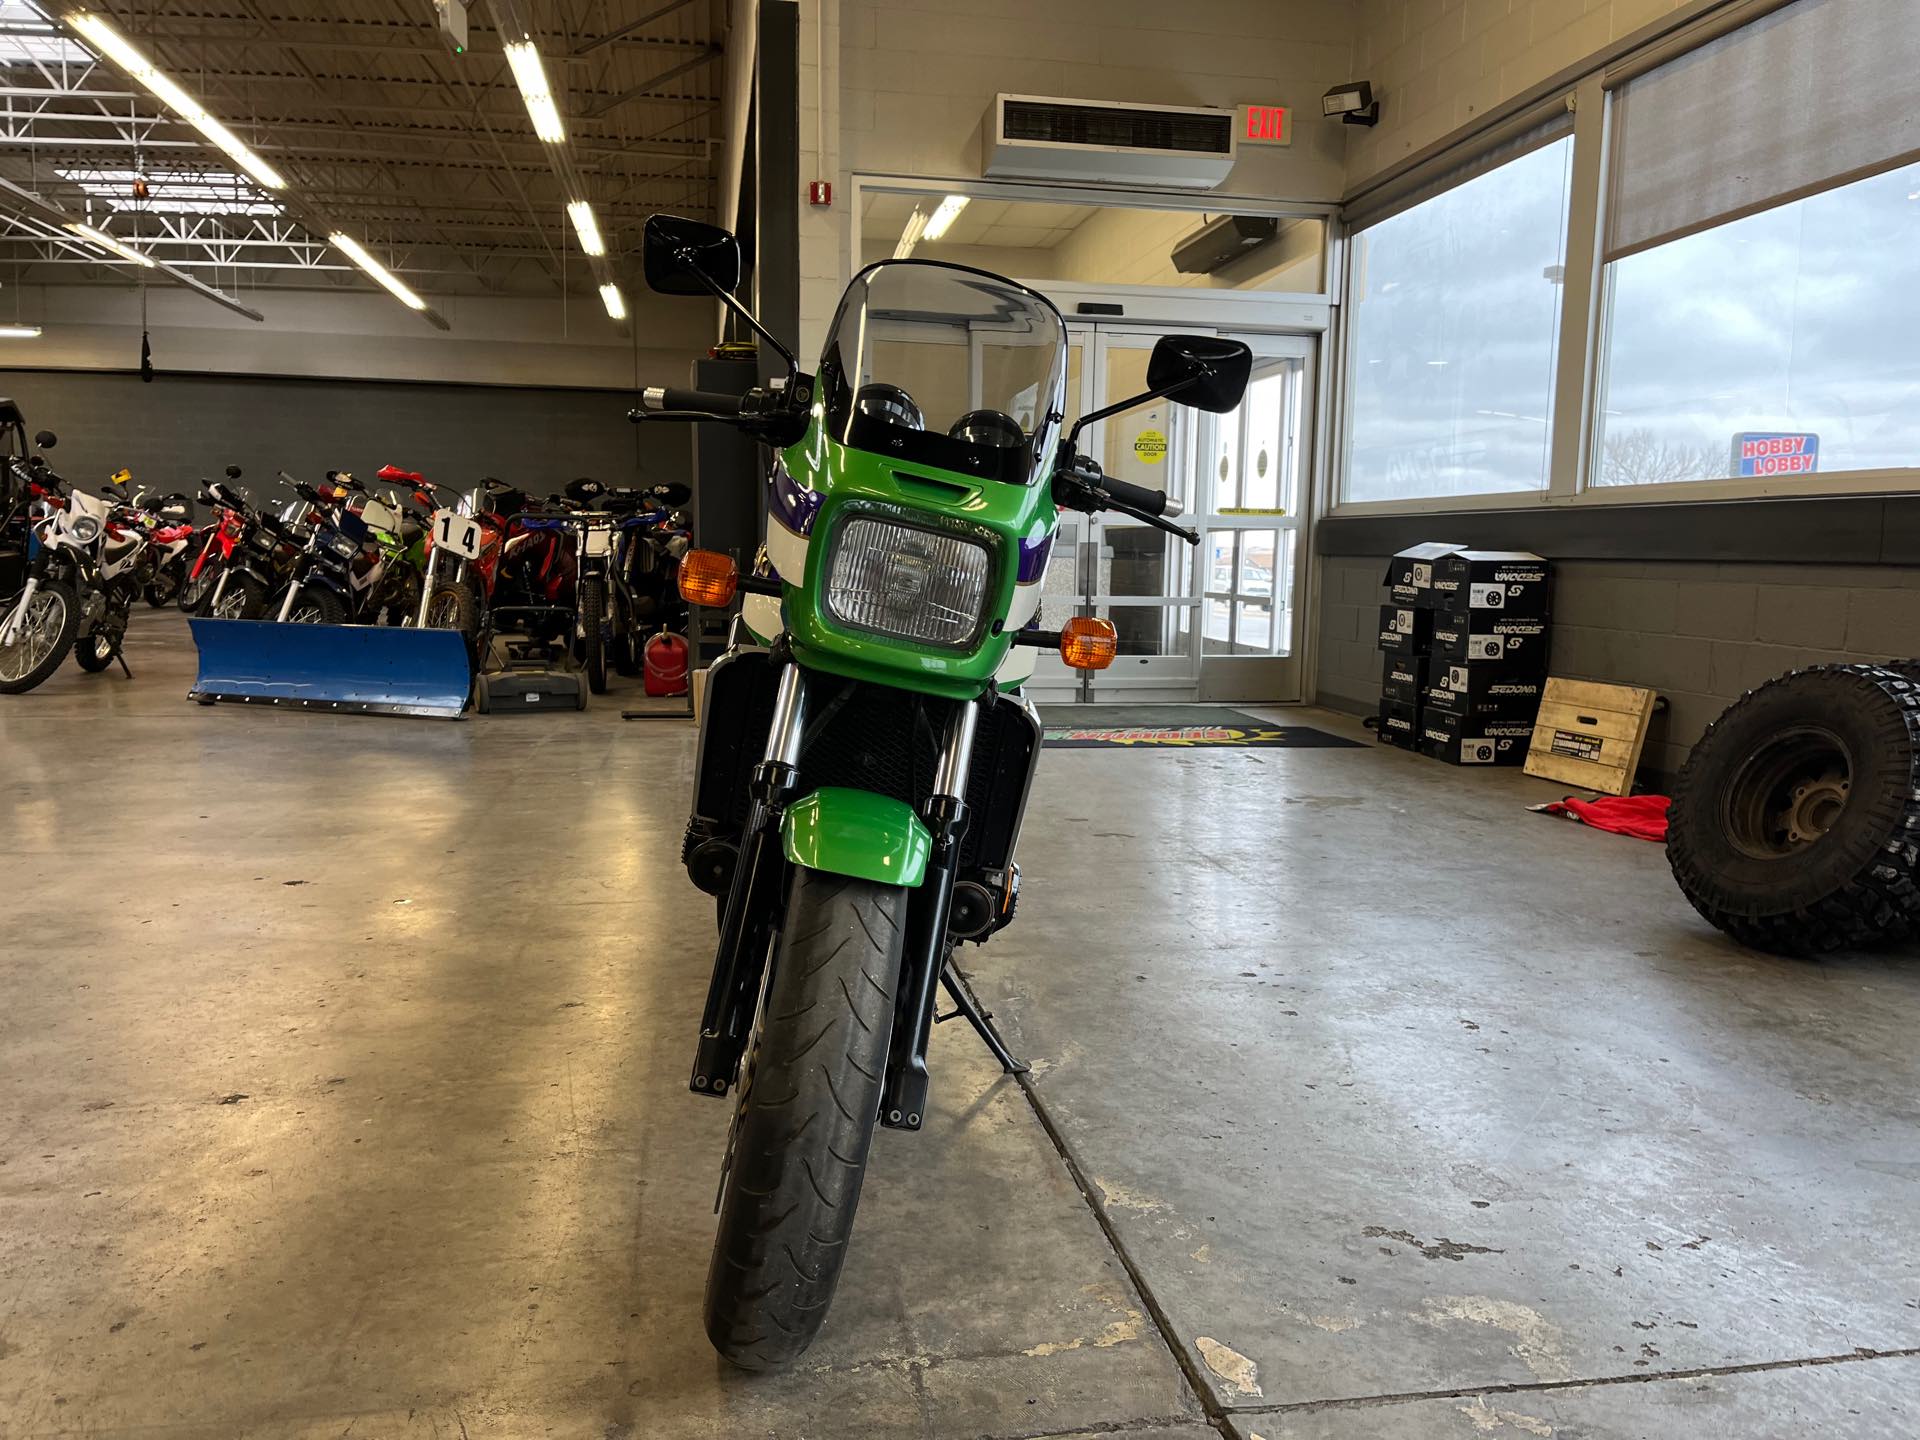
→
(1059, 616, 1118, 670)
(679, 549, 740, 607)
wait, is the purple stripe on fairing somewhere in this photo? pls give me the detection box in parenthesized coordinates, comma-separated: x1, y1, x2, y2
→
(767, 460, 822, 536)
(1016, 534, 1053, 584)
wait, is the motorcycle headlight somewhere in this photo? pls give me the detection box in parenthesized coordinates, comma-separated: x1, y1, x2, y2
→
(823, 516, 992, 650)
(251, 530, 278, 553)
(326, 532, 359, 560)
(68, 514, 102, 544)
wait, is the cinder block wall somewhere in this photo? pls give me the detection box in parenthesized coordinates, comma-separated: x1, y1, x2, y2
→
(1316, 555, 1920, 779)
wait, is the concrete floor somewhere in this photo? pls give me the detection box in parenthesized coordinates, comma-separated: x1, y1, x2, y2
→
(2, 609, 1918, 1439)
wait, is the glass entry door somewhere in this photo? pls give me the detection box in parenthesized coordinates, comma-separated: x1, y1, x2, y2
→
(1029, 325, 1313, 703)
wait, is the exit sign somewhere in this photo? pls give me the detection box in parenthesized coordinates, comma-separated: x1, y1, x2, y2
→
(1240, 104, 1291, 146)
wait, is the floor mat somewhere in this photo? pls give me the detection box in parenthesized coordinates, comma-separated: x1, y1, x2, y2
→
(1038, 705, 1362, 749)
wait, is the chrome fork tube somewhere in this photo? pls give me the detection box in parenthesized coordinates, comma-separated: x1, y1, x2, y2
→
(209, 566, 232, 611)
(415, 546, 439, 627)
(0, 577, 37, 646)
(932, 698, 981, 800)
(763, 661, 808, 769)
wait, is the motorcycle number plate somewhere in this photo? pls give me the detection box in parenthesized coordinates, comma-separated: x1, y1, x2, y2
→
(434, 510, 483, 560)
(584, 528, 613, 558)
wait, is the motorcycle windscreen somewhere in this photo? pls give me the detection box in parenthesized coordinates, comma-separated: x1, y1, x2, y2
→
(817, 260, 1067, 488)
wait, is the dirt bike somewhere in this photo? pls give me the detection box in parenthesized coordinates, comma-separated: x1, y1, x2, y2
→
(572, 481, 692, 692)
(413, 472, 511, 643)
(0, 430, 153, 691)
(632, 215, 1250, 1368)
(270, 472, 426, 626)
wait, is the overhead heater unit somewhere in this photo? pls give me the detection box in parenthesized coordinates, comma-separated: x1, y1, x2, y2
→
(983, 95, 1236, 189)
(1171, 214, 1280, 274)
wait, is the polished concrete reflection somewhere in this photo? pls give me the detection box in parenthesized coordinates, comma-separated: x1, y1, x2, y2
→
(2, 611, 1916, 1437)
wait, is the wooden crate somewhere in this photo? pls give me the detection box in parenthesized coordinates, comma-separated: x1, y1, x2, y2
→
(1524, 678, 1658, 796)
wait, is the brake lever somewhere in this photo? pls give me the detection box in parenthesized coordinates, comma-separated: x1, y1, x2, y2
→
(1097, 493, 1200, 545)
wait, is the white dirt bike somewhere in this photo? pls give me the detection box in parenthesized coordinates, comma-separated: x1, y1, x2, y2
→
(0, 430, 150, 693)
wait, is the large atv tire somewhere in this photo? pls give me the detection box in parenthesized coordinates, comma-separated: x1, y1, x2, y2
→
(1667, 664, 1920, 955)
(705, 867, 907, 1370)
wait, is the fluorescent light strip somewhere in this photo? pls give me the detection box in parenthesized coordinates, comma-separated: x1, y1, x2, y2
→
(921, 194, 968, 242)
(504, 40, 565, 144)
(65, 12, 286, 192)
(566, 200, 605, 257)
(0, 325, 43, 339)
(65, 221, 155, 268)
(329, 232, 426, 311)
(599, 283, 626, 320)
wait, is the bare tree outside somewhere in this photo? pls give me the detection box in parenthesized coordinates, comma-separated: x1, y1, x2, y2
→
(1599, 427, 1723, 487)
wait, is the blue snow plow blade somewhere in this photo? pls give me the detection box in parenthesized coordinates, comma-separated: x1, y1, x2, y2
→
(188, 618, 471, 719)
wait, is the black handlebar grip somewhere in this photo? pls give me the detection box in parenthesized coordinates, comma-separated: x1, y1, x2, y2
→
(636, 386, 746, 415)
(1098, 476, 1175, 518)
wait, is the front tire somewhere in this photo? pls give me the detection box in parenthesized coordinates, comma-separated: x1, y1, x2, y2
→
(705, 867, 907, 1370)
(284, 586, 349, 625)
(580, 575, 608, 694)
(0, 580, 80, 693)
(1667, 664, 1920, 954)
(209, 573, 267, 620)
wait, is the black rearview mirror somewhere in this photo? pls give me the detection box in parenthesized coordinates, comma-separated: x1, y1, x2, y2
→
(650, 481, 693, 506)
(1148, 336, 1253, 415)
(33, 429, 55, 450)
(644, 214, 742, 297)
(224, 463, 242, 479)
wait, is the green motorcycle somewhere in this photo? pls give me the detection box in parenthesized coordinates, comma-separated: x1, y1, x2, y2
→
(635, 215, 1251, 1369)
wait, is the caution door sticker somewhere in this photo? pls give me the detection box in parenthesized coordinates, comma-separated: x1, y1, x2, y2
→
(1133, 429, 1168, 464)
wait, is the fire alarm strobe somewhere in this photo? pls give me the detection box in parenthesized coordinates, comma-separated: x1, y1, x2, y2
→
(808, 180, 833, 206)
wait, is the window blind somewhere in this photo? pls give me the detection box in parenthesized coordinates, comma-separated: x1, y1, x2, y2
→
(1605, 0, 1920, 261)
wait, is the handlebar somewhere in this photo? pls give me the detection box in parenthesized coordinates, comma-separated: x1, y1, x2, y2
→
(1096, 475, 1182, 519)
(633, 385, 746, 417)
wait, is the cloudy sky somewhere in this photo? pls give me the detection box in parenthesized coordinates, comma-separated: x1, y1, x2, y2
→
(1344, 141, 1920, 502)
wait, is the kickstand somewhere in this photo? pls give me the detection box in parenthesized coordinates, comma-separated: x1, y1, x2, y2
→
(114, 651, 133, 679)
(935, 962, 1029, 1075)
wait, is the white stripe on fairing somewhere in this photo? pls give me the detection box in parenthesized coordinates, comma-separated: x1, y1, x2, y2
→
(1006, 579, 1042, 630)
(764, 512, 809, 585)
(743, 590, 782, 643)
(994, 644, 1037, 686)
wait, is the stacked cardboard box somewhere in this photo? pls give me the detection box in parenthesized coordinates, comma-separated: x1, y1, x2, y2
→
(1374, 542, 1461, 752)
(1418, 550, 1552, 766)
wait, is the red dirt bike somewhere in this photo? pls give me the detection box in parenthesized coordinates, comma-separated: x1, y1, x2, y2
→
(383, 466, 512, 638)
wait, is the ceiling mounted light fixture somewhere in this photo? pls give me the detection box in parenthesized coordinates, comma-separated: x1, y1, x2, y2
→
(64, 11, 287, 190)
(504, 40, 565, 144)
(567, 200, 605, 257)
(0, 325, 44, 339)
(599, 283, 626, 320)
(329, 232, 427, 311)
(921, 195, 968, 241)
(65, 221, 155, 268)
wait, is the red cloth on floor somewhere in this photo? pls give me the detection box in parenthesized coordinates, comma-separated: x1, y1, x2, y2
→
(1534, 793, 1670, 842)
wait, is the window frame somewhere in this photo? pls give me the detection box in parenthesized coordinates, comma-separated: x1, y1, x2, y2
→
(1329, 0, 1920, 517)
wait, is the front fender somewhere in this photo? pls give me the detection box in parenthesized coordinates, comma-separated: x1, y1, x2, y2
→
(781, 787, 931, 888)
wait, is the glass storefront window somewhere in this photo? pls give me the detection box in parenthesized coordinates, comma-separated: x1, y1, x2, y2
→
(1343, 137, 1574, 503)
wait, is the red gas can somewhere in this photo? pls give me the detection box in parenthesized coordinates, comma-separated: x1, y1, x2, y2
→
(643, 631, 690, 696)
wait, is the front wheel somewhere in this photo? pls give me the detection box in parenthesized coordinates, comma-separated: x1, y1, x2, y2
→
(580, 575, 608, 694)
(284, 585, 349, 625)
(178, 558, 219, 614)
(209, 572, 268, 620)
(0, 580, 80, 693)
(705, 867, 907, 1370)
